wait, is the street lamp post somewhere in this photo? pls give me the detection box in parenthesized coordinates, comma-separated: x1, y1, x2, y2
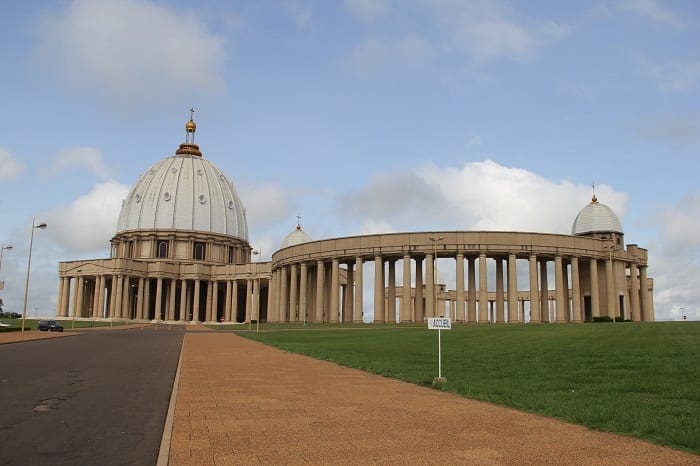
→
(429, 236, 444, 318)
(22, 219, 47, 334)
(679, 307, 686, 321)
(252, 249, 261, 262)
(0, 242, 13, 277)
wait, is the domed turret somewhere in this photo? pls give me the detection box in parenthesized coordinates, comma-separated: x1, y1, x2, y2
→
(280, 217, 312, 249)
(571, 195, 623, 236)
(115, 115, 248, 239)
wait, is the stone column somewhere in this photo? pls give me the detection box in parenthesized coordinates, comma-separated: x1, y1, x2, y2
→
(168, 279, 177, 321)
(590, 259, 600, 318)
(266, 277, 274, 323)
(213, 281, 221, 322)
(330, 259, 340, 323)
(401, 254, 411, 323)
(425, 253, 434, 318)
(374, 256, 385, 323)
(467, 258, 476, 323)
(136, 277, 145, 320)
(315, 261, 325, 323)
(93, 276, 103, 318)
(630, 263, 641, 321)
(61, 277, 72, 318)
(290, 265, 298, 322)
(414, 257, 423, 323)
(354, 258, 363, 323)
(571, 257, 582, 322)
(555, 256, 566, 322)
(231, 279, 238, 323)
(342, 264, 353, 323)
(74, 277, 84, 318)
(640, 266, 653, 321)
(606, 257, 616, 320)
(253, 279, 260, 323)
(178, 279, 187, 321)
(279, 267, 289, 323)
(56, 278, 66, 317)
(495, 259, 505, 323)
(245, 279, 253, 323)
(108, 276, 117, 318)
(455, 253, 465, 323)
(114, 275, 124, 319)
(539, 261, 549, 322)
(142, 278, 150, 320)
(508, 254, 518, 323)
(193, 279, 201, 322)
(154, 277, 162, 321)
(478, 254, 488, 323)
(387, 259, 396, 323)
(300, 263, 309, 323)
(225, 280, 232, 322)
(528, 255, 539, 323)
(123, 277, 133, 319)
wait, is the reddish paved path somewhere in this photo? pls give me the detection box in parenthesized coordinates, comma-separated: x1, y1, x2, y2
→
(167, 330, 698, 465)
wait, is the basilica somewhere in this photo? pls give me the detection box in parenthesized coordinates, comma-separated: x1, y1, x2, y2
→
(55, 115, 655, 324)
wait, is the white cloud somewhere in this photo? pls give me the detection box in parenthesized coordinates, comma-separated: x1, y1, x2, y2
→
(0, 148, 24, 181)
(338, 160, 627, 234)
(345, 0, 391, 21)
(618, 0, 686, 29)
(648, 192, 700, 320)
(49, 147, 112, 179)
(347, 35, 435, 76)
(646, 60, 700, 92)
(238, 184, 294, 232)
(45, 181, 130, 253)
(285, 0, 312, 28)
(426, 0, 567, 64)
(34, 0, 226, 107)
(637, 115, 700, 144)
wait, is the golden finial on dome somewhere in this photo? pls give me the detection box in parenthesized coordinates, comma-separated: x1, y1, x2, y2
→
(296, 213, 302, 230)
(176, 108, 203, 157)
(591, 181, 598, 204)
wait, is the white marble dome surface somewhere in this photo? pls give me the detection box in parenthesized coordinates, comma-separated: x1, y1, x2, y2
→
(280, 225, 312, 249)
(116, 154, 248, 240)
(571, 197, 623, 236)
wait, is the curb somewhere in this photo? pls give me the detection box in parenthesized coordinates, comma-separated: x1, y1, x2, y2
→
(157, 335, 184, 466)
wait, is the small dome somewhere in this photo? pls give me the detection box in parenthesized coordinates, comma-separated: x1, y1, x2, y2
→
(571, 196, 623, 236)
(280, 224, 312, 249)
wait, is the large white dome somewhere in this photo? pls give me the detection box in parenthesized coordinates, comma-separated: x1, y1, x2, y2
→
(116, 153, 248, 240)
(571, 196, 623, 236)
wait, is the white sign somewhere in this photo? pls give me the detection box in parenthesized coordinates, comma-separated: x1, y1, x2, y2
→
(428, 317, 452, 330)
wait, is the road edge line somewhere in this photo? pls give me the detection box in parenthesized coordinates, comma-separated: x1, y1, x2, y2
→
(157, 334, 184, 466)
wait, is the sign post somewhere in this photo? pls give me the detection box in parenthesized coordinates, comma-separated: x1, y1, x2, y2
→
(428, 317, 451, 385)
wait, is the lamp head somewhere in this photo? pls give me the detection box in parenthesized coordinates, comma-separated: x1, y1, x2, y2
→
(36, 222, 47, 229)
(2, 244, 11, 250)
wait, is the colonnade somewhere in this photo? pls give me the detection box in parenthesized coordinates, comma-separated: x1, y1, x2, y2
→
(270, 250, 654, 324)
(55, 274, 268, 323)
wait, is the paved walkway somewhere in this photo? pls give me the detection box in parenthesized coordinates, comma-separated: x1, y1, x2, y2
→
(167, 329, 698, 465)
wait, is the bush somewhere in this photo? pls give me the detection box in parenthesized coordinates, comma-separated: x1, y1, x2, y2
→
(592, 316, 614, 323)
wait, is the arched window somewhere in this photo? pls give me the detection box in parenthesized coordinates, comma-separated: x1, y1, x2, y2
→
(157, 241, 168, 258)
(194, 242, 206, 261)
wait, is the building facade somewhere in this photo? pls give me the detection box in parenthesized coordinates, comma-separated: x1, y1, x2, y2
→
(56, 117, 654, 324)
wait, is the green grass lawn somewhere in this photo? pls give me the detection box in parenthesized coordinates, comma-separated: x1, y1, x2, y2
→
(238, 322, 700, 454)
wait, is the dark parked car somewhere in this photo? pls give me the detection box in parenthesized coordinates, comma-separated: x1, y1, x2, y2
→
(37, 320, 64, 332)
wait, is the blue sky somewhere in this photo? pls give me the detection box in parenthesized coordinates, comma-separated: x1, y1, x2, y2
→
(0, 0, 698, 320)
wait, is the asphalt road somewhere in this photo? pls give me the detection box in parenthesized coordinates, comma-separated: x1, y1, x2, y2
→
(0, 326, 184, 466)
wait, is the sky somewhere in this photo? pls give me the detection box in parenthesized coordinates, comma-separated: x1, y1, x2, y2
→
(0, 0, 698, 321)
